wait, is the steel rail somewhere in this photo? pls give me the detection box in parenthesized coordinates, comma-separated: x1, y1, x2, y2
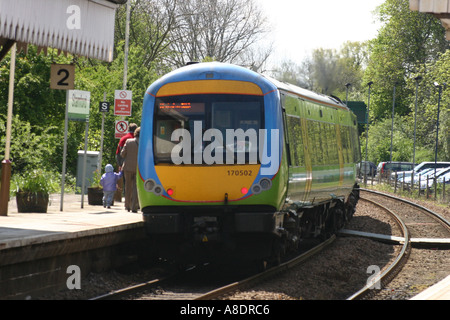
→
(89, 274, 174, 300)
(88, 236, 336, 300)
(195, 235, 336, 300)
(360, 188, 450, 232)
(346, 196, 411, 300)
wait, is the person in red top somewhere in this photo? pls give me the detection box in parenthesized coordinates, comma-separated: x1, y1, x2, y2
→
(116, 123, 137, 168)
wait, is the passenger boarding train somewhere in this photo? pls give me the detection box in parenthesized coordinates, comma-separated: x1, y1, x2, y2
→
(137, 62, 360, 266)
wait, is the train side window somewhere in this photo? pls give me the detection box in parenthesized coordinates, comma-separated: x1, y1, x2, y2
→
(320, 123, 330, 164)
(328, 124, 339, 164)
(282, 110, 292, 166)
(286, 116, 305, 166)
(308, 120, 322, 166)
(284, 95, 299, 116)
(340, 126, 349, 163)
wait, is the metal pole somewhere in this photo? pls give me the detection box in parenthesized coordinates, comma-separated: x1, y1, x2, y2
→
(98, 92, 106, 173)
(433, 82, 444, 199)
(364, 81, 373, 186)
(413, 77, 421, 167)
(390, 83, 397, 162)
(123, 1, 130, 91)
(81, 119, 89, 208)
(345, 83, 351, 105)
(0, 42, 16, 216)
(60, 91, 70, 211)
(412, 76, 421, 193)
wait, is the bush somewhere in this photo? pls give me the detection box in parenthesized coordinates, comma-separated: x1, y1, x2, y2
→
(11, 169, 59, 196)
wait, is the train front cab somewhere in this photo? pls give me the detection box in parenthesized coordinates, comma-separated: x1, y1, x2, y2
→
(138, 66, 287, 264)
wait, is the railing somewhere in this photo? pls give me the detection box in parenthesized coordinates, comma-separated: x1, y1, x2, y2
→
(360, 169, 449, 202)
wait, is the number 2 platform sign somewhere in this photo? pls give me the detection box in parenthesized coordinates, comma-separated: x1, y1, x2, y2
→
(50, 64, 75, 90)
(114, 90, 132, 116)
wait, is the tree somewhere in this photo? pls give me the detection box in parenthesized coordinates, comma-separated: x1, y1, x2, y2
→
(114, 0, 180, 71)
(168, 0, 269, 67)
(271, 41, 368, 101)
(363, 0, 447, 120)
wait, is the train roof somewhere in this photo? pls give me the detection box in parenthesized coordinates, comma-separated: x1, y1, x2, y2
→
(147, 62, 350, 111)
(263, 75, 349, 111)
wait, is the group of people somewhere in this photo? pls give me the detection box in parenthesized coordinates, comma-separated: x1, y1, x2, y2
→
(99, 123, 140, 212)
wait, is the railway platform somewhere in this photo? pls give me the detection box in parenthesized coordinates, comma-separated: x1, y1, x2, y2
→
(0, 193, 146, 299)
(411, 275, 450, 300)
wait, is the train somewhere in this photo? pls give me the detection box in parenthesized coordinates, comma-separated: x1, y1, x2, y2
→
(137, 62, 360, 267)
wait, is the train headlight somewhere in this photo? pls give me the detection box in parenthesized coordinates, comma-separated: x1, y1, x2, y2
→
(144, 179, 164, 196)
(251, 184, 262, 194)
(259, 178, 272, 190)
(153, 186, 163, 196)
(251, 178, 272, 195)
(144, 179, 156, 192)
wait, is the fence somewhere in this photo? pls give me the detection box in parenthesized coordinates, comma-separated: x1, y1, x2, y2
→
(360, 169, 449, 202)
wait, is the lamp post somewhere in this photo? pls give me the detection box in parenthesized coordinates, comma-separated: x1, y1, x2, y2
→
(412, 76, 422, 190)
(345, 83, 351, 105)
(364, 81, 373, 186)
(390, 82, 398, 162)
(433, 82, 445, 198)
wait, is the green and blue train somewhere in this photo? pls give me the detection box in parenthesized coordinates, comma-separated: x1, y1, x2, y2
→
(137, 62, 360, 265)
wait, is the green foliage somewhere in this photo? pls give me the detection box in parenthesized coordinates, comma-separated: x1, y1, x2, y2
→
(0, 0, 448, 189)
(364, 0, 446, 120)
(11, 169, 59, 195)
(88, 169, 102, 189)
(0, 114, 61, 172)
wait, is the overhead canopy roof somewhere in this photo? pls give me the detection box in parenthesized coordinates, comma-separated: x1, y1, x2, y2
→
(410, 0, 450, 39)
(0, 0, 126, 62)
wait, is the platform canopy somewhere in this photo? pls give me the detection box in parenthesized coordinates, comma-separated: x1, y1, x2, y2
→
(0, 0, 127, 62)
(410, 0, 450, 40)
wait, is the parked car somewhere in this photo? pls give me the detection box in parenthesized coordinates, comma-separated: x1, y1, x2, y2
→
(394, 161, 450, 181)
(377, 161, 414, 178)
(418, 167, 450, 189)
(437, 171, 450, 184)
(405, 168, 439, 184)
(358, 161, 377, 177)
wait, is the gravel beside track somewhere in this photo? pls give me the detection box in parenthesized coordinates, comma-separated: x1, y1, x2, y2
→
(40, 191, 449, 300)
(225, 193, 449, 300)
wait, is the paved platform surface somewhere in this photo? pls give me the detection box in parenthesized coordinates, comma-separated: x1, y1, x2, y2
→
(411, 275, 450, 300)
(1, 193, 143, 250)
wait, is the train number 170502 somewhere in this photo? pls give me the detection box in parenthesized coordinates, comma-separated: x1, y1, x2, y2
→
(227, 170, 253, 177)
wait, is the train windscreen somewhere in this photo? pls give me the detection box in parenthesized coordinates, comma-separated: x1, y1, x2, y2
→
(154, 94, 264, 164)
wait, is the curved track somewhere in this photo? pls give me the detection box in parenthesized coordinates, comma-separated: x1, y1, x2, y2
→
(347, 196, 411, 300)
(89, 236, 336, 300)
(348, 189, 450, 300)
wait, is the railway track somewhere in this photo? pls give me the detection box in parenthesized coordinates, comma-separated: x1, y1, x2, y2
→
(89, 236, 336, 300)
(89, 189, 449, 301)
(346, 195, 411, 300)
(348, 189, 450, 300)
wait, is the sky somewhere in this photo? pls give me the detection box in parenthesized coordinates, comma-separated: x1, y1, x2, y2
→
(256, 0, 385, 66)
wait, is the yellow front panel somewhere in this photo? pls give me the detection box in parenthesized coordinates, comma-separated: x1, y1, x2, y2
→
(156, 80, 263, 97)
(155, 164, 261, 202)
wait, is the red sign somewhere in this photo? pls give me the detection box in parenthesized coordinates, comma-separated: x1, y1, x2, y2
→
(114, 90, 132, 116)
(115, 120, 128, 139)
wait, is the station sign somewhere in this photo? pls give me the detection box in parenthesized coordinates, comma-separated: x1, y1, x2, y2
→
(115, 120, 129, 139)
(50, 64, 75, 90)
(67, 90, 90, 121)
(99, 101, 110, 112)
(114, 90, 132, 116)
